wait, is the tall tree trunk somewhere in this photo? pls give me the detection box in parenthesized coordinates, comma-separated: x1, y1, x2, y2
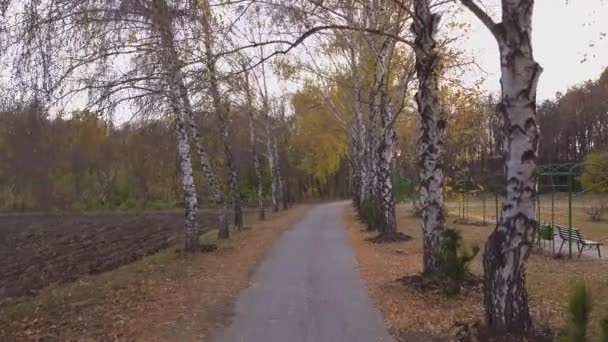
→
(245, 72, 265, 220)
(250, 114, 266, 220)
(177, 80, 229, 240)
(218, 107, 243, 228)
(172, 101, 200, 252)
(411, 0, 447, 274)
(346, 3, 365, 210)
(265, 115, 279, 212)
(363, 90, 379, 208)
(374, 37, 402, 239)
(461, 0, 542, 332)
(200, 1, 243, 229)
(272, 135, 287, 210)
(152, 0, 199, 252)
(376, 87, 399, 238)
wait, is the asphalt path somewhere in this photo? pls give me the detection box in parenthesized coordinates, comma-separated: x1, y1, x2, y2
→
(212, 201, 395, 342)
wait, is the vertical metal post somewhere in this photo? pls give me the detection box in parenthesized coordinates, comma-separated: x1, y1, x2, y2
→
(551, 187, 555, 228)
(537, 189, 541, 225)
(483, 195, 486, 224)
(458, 194, 461, 220)
(568, 172, 573, 258)
(495, 191, 499, 225)
(465, 193, 468, 220)
(461, 193, 464, 220)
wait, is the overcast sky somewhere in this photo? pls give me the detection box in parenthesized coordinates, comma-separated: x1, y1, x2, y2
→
(459, 0, 608, 101)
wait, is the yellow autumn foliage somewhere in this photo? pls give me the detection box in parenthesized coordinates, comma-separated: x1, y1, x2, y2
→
(291, 83, 350, 182)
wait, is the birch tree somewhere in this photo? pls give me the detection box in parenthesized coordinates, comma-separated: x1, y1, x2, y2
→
(264, 113, 280, 212)
(274, 100, 288, 210)
(6, 0, 235, 247)
(343, 0, 366, 210)
(152, 0, 231, 241)
(461, 0, 542, 332)
(3, 0, 209, 248)
(243, 69, 266, 220)
(411, 0, 448, 274)
(152, 0, 204, 251)
(253, 38, 283, 212)
(359, 0, 414, 239)
(198, 0, 244, 229)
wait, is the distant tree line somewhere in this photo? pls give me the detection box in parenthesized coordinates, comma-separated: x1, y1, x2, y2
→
(0, 97, 331, 212)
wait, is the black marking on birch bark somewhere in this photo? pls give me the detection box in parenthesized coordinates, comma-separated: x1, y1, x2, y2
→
(521, 150, 535, 163)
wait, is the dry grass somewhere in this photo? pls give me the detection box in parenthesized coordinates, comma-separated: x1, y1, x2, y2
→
(0, 205, 311, 342)
(344, 205, 608, 340)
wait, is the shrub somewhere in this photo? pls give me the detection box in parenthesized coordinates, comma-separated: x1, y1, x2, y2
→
(434, 229, 479, 296)
(586, 203, 605, 222)
(600, 306, 608, 342)
(391, 167, 407, 204)
(561, 282, 592, 342)
(359, 197, 383, 231)
(540, 224, 554, 241)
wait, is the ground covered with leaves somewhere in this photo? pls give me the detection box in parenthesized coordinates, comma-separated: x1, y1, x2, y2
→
(344, 205, 608, 341)
(0, 205, 310, 341)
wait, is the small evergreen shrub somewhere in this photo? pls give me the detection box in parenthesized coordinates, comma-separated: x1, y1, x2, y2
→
(434, 228, 479, 296)
(359, 197, 383, 231)
(540, 224, 554, 241)
(561, 282, 592, 342)
(599, 306, 608, 342)
(391, 166, 408, 203)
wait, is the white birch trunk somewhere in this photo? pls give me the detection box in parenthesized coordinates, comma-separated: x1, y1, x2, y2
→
(152, 0, 199, 251)
(177, 80, 229, 240)
(411, 0, 447, 274)
(245, 73, 265, 220)
(264, 114, 279, 212)
(375, 36, 406, 239)
(346, 3, 365, 209)
(200, 1, 243, 229)
(376, 101, 398, 237)
(460, 0, 542, 332)
(272, 135, 287, 210)
(375, 59, 400, 238)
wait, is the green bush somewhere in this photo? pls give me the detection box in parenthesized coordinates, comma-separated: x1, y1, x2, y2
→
(391, 166, 408, 204)
(540, 224, 554, 241)
(434, 228, 479, 296)
(561, 282, 592, 342)
(359, 197, 383, 231)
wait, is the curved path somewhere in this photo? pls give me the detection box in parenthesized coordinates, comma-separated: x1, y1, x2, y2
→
(212, 201, 394, 342)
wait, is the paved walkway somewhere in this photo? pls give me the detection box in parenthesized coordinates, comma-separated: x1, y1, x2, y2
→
(212, 201, 394, 342)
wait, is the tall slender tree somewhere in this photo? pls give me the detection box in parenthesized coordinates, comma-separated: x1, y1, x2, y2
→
(411, 0, 448, 274)
(243, 70, 266, 220)
(151, 0, 230, 240)
(152, 0, 201, 251)
(198, 0, 244, 229)
(461, 0, 542, 332)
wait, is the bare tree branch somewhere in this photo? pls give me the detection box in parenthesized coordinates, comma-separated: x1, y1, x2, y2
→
(460, 0, 500, 39)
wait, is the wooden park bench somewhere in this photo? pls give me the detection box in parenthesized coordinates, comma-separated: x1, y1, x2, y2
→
(556, 225, 603, 258)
